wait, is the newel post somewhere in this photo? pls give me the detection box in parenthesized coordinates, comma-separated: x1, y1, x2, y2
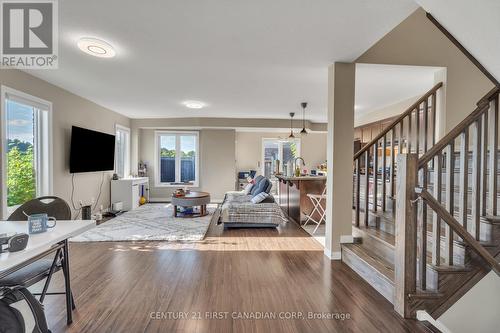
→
(394, 153, 418, 318)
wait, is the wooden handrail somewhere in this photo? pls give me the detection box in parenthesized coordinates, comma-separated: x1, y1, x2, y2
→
(477, 86, 500, 106)
(416, 188, 500, 276)
(417, 95, 496, 168)
(353, 82, 443, 160)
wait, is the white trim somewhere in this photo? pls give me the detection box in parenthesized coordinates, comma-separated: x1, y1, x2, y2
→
(1, 86, 53, 219)
(416, 311, 451, 333)
(261, 137, 301, 176)
(340, 235, 354, 243)
(154, 130, 199, 187)
(115, 124, 131, 178)
(324, 249, 342, 260)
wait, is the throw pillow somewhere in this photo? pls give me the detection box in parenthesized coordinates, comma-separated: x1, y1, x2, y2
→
(243, 183, 254, 195)
(251, 192, 269, 204)
(251, 177, 270, 197)
(250, 176, 265, 195)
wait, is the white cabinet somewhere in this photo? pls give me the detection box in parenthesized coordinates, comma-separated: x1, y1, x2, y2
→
(111, 177, 149, 211)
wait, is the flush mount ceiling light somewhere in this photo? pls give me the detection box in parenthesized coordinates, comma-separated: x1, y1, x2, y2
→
(183, 101, 205, 109)
(77, 38, 116, 58)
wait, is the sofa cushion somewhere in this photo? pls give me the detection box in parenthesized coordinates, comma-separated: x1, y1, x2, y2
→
(252, 177, 270, 197)
(264, 181, 273, 194)
(243, 183, 254, 195)
(250, 175, 265, 195)
(261, 195, 275, 203)
(251, 192, 269, 204)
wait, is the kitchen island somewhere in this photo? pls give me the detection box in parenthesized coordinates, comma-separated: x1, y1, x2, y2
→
(276, 175, 327, 224)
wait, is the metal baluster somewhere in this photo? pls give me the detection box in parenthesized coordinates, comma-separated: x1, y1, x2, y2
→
(382, 135, 387, 211)
(432, 152, 442, 266)
(419, 164, 428, 289)
(356, 158, 361, 227)
(459, 130, 469, 232)
(364, 150, 370, 226)
(390, 127, 396, 201)
(373, 142, 378, 212)
(423, 98, 429, 154)
(488, 96, 499, 216)
(445, 143, 455, 265)
(481, 111, 488, 217)
(471, 118, 482, 240)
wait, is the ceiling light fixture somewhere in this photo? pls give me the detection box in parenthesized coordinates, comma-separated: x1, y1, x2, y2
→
(300, 102, 308, 135)
(288, 112, 295, 139)
(183, 101, 205, 109)
(77, 38, 116, 58)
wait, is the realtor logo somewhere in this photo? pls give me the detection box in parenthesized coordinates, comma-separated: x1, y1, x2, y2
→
(0, 0, 58, 68)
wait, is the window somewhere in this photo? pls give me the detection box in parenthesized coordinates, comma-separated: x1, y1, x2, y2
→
(1, 86, 52, 218)
(155, 131, 199, 187)
(262, 138, 301, 178)
(115, 125, 130, 178)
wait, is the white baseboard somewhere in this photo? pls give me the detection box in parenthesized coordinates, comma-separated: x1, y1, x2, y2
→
(324, 249, 342, 260)
(340, 235, 354, 243)
(416, 311, 451, 333)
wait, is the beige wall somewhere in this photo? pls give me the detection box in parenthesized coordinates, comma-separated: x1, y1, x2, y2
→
(356, 8, 494, 133)
(0, 69, 131, 218)
(139, 128, 236, 201)
(235, 131, 327, 175)
(355, 95, 419, 127)
(437, 272, 500, 333)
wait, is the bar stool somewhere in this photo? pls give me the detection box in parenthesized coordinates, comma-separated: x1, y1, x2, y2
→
(303, 187, 327, 234)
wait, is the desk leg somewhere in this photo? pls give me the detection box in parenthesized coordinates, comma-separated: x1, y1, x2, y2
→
(174, 205, 178, 217)
(62, 240, 73, 325)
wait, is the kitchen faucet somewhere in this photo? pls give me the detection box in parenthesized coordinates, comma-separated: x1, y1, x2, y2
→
(293, 157, 306, 176)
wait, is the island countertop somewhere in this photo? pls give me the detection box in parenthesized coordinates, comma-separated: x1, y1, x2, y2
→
(275, 175, 327, 181)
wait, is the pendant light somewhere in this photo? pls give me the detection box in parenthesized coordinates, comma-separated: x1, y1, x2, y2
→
(288, 112, 295, 138)
(300, 102, 308, 135)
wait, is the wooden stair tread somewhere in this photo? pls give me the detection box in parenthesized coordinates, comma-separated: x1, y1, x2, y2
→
(342, 243, 394, 282)
(484, 215, 500, 224)
(426, 264, 472, 273)
(408, 290, 444, 300)
(354, 225, 395, 248)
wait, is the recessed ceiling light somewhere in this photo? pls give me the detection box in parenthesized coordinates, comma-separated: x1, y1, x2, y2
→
(183, 101, 205, 109)
(77, 38, 116, 58)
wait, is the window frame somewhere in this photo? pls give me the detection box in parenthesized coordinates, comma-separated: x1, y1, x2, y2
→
(261, 138, 301, 177)
(115, 124, 131, 178)
(154, 130, 199, 187)
(1, 86, 53, 219)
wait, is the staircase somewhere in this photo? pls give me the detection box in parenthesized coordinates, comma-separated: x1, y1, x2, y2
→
(343, 83, 500, 319)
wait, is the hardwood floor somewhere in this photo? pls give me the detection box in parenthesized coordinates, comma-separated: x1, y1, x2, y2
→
(41, 220, 429, 333)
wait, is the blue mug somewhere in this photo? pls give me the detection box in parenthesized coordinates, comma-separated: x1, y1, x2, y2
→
(28, 214, 57, 234)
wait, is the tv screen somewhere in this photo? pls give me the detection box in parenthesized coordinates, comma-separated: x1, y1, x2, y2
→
(70, 126, 115, 173)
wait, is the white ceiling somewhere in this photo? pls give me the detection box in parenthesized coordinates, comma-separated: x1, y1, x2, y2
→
(416, 0, 500, 85)
(25, 0, 419, 122)
(355, 64, 440, 118)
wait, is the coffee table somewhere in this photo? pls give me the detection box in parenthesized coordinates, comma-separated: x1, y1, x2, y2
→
(171, 191, 211, 217)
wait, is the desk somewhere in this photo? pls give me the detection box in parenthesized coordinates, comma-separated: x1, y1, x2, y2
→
(0, 220, 95, 325)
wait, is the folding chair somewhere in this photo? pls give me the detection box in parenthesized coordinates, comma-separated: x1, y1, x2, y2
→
(303, 187, 327, 234)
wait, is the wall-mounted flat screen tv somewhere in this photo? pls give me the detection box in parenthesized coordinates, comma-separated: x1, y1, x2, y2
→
(70, 126, 115, 173)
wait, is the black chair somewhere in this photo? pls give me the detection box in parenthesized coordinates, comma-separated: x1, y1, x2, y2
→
(0, 196, 75, 308)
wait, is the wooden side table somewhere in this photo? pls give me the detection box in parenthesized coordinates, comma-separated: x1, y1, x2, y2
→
(171, 191, 211, 217)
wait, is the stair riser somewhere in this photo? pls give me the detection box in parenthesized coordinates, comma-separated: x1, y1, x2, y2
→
(341, 247, 394, 304)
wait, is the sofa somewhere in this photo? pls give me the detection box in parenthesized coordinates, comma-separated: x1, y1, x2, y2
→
(219, 175, 288, 228)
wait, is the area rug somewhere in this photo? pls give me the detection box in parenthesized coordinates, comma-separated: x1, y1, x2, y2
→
(70, 203, 218, 242)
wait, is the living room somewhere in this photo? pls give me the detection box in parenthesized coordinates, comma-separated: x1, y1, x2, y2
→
(1, 1, 500, 333)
